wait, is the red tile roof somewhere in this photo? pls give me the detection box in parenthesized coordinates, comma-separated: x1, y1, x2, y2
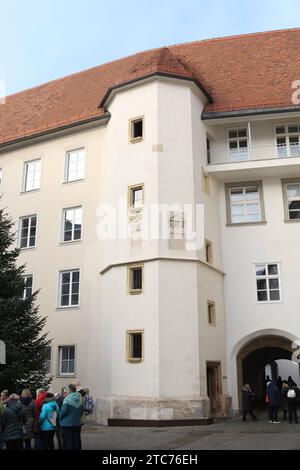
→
(1, 28, 300, 146)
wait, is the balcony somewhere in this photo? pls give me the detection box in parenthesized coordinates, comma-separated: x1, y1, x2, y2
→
(206, 142, 300, 181)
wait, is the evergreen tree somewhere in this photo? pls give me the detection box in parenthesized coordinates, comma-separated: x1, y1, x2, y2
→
(0, 207, 51, 392)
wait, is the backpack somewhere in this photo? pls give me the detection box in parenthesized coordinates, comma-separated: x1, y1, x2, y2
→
(84, 395, 94, 415)
(287, 389, 296, 399)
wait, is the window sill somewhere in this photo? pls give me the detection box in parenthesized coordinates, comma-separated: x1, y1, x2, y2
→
(20, 189, 40, 195)
(59, 240, 83, 246)
(255, 300, 283, 305)
(127, 359, 143, 364)
(284, 219, 300, 223)
(128, 290, 143, 295)
(130, 137, 143, 144)
(226, 221, 267, 227)
(56, 374, 76, 378)
(62, 179, 85, 185)
(56, 306, 80, 311)
(19, 246, 37, 251)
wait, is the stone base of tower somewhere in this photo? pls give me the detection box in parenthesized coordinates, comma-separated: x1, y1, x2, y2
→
(95, 396, 232, 426)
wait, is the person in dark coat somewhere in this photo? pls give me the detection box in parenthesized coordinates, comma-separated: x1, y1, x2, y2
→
(276, 376, 283, 391)
(288, 376, 297, 387)
(241, 384, 257, 422)
(283, 382, 299, 424)
(281, 381, 289, 420)
(20, 389, 38, 450)
(267, 379, 280, 423)
(1, 394, 27, 450)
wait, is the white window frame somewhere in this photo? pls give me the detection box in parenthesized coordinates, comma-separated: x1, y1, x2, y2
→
(254, 263, 282, 304)
(22, 274, 34, 300)
(227, 127, 249, 162)
(229, 186, 262, 224)
(65, 148, 86, 183)
(58, 345, 76, 376)
(61, 206, 83, 243)
(19, 214, 38, 249)
(58, 269, 81, 308)
(23, 159, 42, 192)
(274, 123, 300, 158)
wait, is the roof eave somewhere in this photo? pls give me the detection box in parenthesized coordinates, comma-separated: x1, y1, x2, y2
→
(202, 105, 300, 120)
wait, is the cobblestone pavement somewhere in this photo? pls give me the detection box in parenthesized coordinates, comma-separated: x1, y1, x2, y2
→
(81, 414, 300, 450)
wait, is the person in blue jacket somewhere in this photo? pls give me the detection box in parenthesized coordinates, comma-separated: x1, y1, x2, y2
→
(39, 393, 60, 450)
(60, 384, 83, 450)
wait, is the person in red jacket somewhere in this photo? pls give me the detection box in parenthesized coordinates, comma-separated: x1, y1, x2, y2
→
(34, 388, 47, 450)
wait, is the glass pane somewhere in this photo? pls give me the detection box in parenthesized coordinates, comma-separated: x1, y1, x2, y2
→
(288, 200, 300, 210)
(62, 348, 69, 360)
(61, 361, 68, 373)
(258, 291, 268, 302)
(230, 189, 244, 202)
(245, 187, 259, 200)
(61, 284, 70, 295)
(61, 295, 70, 306)
(270, 290, 280, 301)
(246, 203, 260, 215)
(231, 205, 245, 216)
(257, 279, 267, 290)
(269, 278, 279, 289)
(62, 272, 70, 284)
(238, 129, 247, 137)
(289, 210, 300, 220)
(288, 125, 299, 133)
(287, 184, 300, 197)
(228, 130, 238, 139)
(72, 271, 80, 283)
(239, 140, 248, 148)
(229, 141, 238, 149)
(71, 294, 79, 305)
(275, 126, 285, 134)
(268, 264, 278, 275)
(256, 265, 266, 276)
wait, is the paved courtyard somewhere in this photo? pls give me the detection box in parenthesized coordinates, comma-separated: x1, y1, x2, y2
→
(81, 414, 300, 450)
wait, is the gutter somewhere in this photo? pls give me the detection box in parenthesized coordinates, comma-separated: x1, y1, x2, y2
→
(202, 105, 300, 120)
(0, 112, 111, 152)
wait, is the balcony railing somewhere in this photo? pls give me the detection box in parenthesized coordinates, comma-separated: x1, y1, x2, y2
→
(207, 142, 300, 165)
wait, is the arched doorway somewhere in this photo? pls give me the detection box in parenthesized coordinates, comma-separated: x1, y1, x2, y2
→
(236, 334, 298, 411)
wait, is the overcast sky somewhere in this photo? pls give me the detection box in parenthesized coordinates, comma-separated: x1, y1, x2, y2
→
(1, 0, 300, 95)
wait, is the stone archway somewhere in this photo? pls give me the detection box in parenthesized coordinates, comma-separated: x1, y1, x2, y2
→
(236, 334, 295, 411)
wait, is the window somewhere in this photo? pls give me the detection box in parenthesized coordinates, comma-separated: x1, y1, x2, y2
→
(205, 240, 213, 264)
(275, 124, 300, 158)
(62, 206, 83, 242)
(202, 172, 210, 195)
(228, 128, 249, 161)
(128, 265, 143, 294)
(282, 178, 300, 221)
(65, 148, 85, 182)
(23, 159, 41, 192)
(206, 138, 211, 164)
(19, 215, 37, 249)
(225, 181, 265, 225)
(255, 263, 281, 302)
(59, 270, 80, 308)
(207, 301, 216, 325)
(127, 331, 143, 363)
(45, 347, 51, 375)
(22, 275, 33, 300)
(128, 185, 143, 210)
(58, 346, 75, 375)
(130, 117, 144, 143)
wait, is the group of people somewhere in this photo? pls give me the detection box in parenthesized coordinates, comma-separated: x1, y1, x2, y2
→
(242, 376, 300, 424)
(0, 384, 94, 451)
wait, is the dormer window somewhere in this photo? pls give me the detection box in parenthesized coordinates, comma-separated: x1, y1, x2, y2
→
(130, 117, 144, 143)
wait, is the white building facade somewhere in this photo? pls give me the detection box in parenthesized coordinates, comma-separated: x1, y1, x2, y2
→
(1, 30, 300, 424)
